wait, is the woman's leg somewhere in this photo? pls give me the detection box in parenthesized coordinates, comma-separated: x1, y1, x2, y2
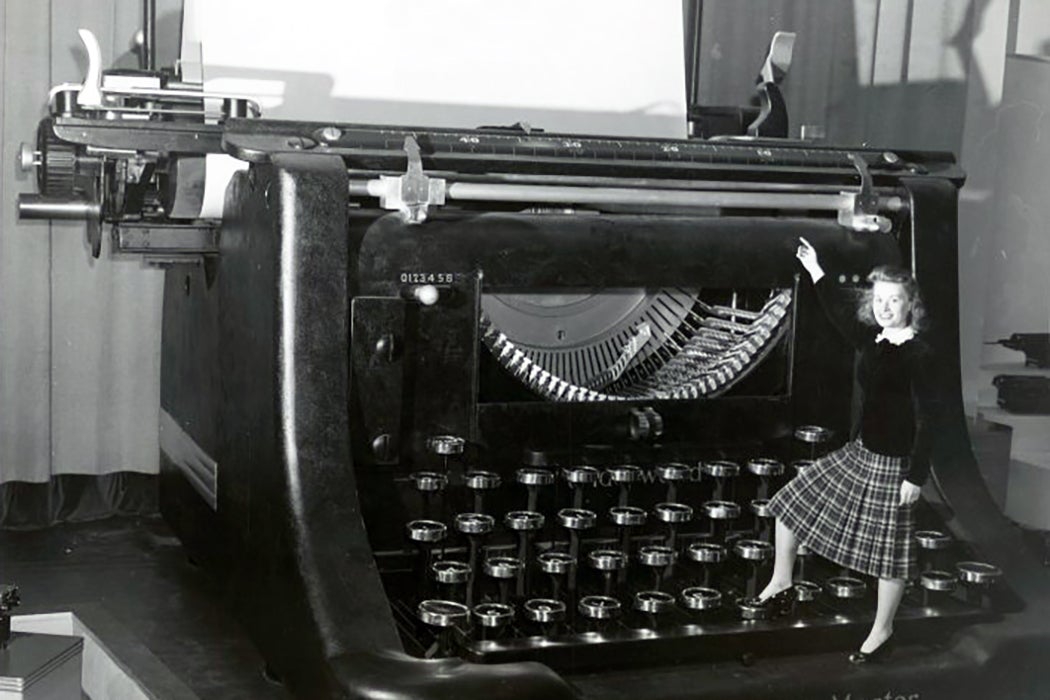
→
(756, 518, 798, 601)
(860, 577, 906, 652)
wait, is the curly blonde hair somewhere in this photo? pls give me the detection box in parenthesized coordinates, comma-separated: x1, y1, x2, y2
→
(856, 265, 927, 331)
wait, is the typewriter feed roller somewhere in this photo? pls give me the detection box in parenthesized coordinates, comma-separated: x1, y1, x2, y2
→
(17, 99, 1049, 695)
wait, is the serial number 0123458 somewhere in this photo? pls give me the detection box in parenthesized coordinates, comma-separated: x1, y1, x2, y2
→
(400, 272, 454, 284)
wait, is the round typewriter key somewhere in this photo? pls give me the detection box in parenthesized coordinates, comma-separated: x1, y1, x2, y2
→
(633, 590, 675, 614)
(681, 586, 722, 611)
(794, 580, 821, 603)
(638, 544, 677, 568)
(588, 549, 628, 572)
(825, 576, 867, 599)
(701, 460, 740, 478)
(504, 510, 545, 531)
(606, 464, 644, 483)
(747, 458, 785, 477)
(473, 602, 514, 628)
(427, 435, 466, 456)
(920, 570, 957, 592)
(406, 519, 447, 543)
(524, 598, 566, 624)
(794, 425, 832, 444)
(412, 471, 448, 492)
(557, 508, 598, 530)
(750, 498, 773, 518)
(455, 513, 494, 535)
(484, 557, 523, 580)
(738, 598, 773, 621)
(687, 542, 726, 563)
(916, 530, 952, 550)
(703, 500, 741, 520)
(432, 560, 471, 584)
(956, 561, 1002, 585)
(791, 460, 816, 475)
(417, 599, 470, 628)
(516, 467, 555, 486)
(656, 462, 691, 482)
(578, 595, 622, 620)
(609, 505, 647, 527)
(538, 551, 575, 575)
(563, 466, 600, 485)
(654, 502, 694, 524)
(734, 538, 774, 561)
(464, 470, 501, 490)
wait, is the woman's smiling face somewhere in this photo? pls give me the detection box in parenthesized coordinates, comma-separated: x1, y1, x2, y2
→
(871, 280, 912, 329)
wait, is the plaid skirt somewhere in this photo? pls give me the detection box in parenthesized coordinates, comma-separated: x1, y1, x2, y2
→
(767, 439, 917, 580)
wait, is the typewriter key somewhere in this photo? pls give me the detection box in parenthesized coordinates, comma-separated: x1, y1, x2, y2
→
(633, 590, 675, 629)
(747, 457, 785, 499)
(588, 549, 628, 597)
(916, 530, 953, 573)
(558, 508, 597, 593)
(687, 542, 726, 587)
(956, 561, 1002, 608)
(464, 470, 501, 514)
(654, 502, 693, 550)
(920, 570, 957, 606)
(484, 556, 524, 605)
(606, 465, 644, 507)
(538, 551, 575, 601)
(408, 520, 448, 599)
(794, 425, 832, 460)
(825, 576, 867, 600)
(417, 599, 470, 658)
(701, 460, 740, 501)
(655, 462, 692, 502)
(750, 498, 774, 541)
(638, 544, 677, 591)
(562, 466, 600, 509)
(524, 598, 566, 637)
(432, 560, 472, 604)
(505, 510, 545, 597)
(472, 602, 514, 641)
(703, 500, 741, 544)
(517, 467, 555, 512)
(734, 538, 774, 598)
(578, 594, 622, 633)
(455, 513, 494, 606)
(681, 586, 722, 612)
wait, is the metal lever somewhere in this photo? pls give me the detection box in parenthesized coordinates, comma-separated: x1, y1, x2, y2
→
(76, 29, 105, 109)
(374, 136, 446, 224)
(838, 153, 891, 233)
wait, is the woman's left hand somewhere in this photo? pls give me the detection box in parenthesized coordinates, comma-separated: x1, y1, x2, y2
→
(899, 480, 921, 506)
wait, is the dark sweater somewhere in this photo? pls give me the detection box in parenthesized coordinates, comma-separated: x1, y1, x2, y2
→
(815, 276, 940, 485)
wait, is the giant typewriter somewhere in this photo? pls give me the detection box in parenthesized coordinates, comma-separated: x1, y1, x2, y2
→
(16, 27, 1050, 700)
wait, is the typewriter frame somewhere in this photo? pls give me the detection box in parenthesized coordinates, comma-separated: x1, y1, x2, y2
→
(152, 130, 1046, 698)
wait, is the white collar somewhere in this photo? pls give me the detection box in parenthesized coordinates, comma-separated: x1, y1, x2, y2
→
(875, 326, 915, 345)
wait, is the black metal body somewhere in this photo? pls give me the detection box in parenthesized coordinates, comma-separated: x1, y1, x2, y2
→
(158, 127, 1050, 699)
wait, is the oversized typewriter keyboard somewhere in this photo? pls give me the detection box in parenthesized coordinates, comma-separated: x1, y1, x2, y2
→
(380, 426, 1007, 670)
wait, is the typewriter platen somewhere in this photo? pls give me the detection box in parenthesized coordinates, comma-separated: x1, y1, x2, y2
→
(16, 30, 1050, 700)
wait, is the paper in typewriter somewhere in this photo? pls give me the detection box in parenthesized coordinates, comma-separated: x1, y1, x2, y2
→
(181, 0, 688, 217)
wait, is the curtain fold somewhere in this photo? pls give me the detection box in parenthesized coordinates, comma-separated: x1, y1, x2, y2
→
(0, 473, 157, 529)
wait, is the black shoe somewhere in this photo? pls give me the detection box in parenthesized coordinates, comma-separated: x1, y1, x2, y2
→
(848, 635, 895, 665)
(748, 586, 795, 613)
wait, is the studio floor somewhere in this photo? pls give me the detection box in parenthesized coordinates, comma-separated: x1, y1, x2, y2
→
(0, 515, 290, 699)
